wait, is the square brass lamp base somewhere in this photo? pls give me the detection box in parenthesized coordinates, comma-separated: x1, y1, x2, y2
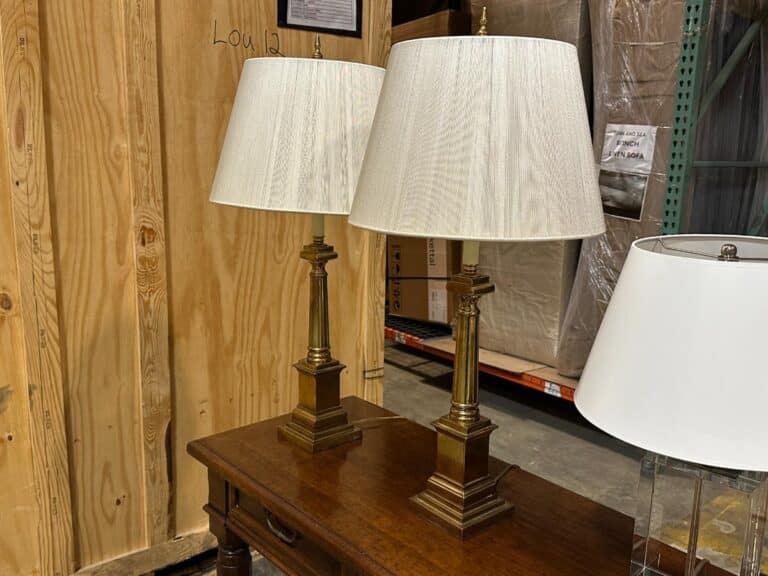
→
(411, 415, 512, 538)
(278, 359, 361, 453)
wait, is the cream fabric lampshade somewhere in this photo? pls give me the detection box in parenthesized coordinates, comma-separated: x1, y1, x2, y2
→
(210, 57, 384, 215)
(576, 235, 768, 471)
(349, 36, 605, 240)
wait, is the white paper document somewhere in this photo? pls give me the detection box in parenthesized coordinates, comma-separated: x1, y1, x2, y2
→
(287, 0, 357, 32)
(598, 123, 658, 221)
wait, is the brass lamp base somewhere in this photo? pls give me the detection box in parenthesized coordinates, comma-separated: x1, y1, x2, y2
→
(413, 242, 512, 538)
(412, 415, 512, 538)
(278, 221, 361, 453)
(278, 359, 361, 453)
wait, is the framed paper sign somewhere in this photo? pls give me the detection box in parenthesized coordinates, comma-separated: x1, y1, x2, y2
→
(278, 0, 363, 37)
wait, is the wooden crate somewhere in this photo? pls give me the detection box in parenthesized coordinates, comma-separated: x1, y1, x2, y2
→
(0, 0, 390, 574)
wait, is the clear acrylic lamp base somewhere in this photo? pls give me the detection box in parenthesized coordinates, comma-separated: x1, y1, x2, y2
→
(632, 453, 768, 576)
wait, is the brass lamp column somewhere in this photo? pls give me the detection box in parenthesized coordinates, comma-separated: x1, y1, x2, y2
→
(411, 240, 511, 536)
(278, 214, 361, 451)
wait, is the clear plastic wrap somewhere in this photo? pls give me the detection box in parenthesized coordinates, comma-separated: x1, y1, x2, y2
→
(557, 0, 683, 377)
(558, 0, 768, 377)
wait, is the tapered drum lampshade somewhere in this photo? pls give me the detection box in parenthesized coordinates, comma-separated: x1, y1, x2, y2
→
(349, 36, 604, 240)
(210, 57, 384, 215)
(576, 235, 768, 471)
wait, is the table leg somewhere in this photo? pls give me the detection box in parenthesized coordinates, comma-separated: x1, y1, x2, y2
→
(216, 529, 252, 576)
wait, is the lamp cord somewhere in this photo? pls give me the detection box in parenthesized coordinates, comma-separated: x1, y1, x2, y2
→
(351, 415, 409, 429)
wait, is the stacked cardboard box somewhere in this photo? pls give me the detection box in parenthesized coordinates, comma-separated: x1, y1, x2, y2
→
(556, 0, 685, 376)
(478, 242, 580, 367)
(468, 0, 591, 367)
(387, 237, 461, 325)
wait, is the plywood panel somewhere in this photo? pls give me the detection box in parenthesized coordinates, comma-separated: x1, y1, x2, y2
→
(158, 0, 389, 534)
(40, 0, 145, 565)
(0, 22, 41, 573)
(0, 0, 388, 571)
(0, 0, 74, 573)
(360, 0, 390, 406)
(122, 0, 173, 546)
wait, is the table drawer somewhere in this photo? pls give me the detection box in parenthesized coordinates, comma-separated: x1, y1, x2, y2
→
(230, 489, 350, 576)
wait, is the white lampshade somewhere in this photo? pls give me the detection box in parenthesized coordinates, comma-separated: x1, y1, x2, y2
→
(576, 235, 768, 471)
(349, 36, 605, 241)
(210, 57, 384, 215)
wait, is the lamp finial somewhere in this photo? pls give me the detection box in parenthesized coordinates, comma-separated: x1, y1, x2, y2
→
(477, 6, 488, 36)
(719, 243, 740, 261)
(313, 34, 323, 59)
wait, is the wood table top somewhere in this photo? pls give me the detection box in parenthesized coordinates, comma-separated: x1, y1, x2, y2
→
(188, 397, 728, 576)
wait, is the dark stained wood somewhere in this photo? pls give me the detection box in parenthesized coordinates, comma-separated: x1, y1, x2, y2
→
(392, 10, 471, 45)
(188, 397, 732, 576)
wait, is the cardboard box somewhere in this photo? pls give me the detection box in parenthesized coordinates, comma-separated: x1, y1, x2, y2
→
(470, 0, 592, 104)
(387, 236, 461, 325)
(478, 241, 580, 367)
(388, 278, 455, 325)
(387, 236, 461, 279)
(601, 95, 678, 128)
(610, 43, 682, 86)
(393, 9, 471, 44)
(611, 0, 685, 44)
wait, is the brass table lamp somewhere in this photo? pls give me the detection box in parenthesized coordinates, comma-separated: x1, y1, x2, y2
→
(210, 39, 384, 452)
(349, 32, 605, 536)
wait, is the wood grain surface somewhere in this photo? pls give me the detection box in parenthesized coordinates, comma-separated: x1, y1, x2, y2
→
(0, 0, 74, 574)
(122, 0, 173, 547)
(0, 12, 42, 572)
(189, 397, 637, 576)
(41, 0, 144, 566)
(191, 397, 736, 576)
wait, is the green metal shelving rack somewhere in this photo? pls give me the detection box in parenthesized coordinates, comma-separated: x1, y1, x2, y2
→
(663, 0, 768, 235)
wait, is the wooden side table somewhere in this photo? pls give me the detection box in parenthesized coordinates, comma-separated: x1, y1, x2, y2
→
(188, 397, 729, 576)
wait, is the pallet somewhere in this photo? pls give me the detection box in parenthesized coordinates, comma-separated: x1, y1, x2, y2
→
(385, 316, 577, 402)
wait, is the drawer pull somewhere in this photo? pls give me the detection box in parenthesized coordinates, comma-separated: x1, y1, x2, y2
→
(265, 509, 298, 546)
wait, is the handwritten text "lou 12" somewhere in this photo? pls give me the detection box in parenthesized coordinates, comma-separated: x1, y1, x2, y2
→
(212, 20, 285, 57)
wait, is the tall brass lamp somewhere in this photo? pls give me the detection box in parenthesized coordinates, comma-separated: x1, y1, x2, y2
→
(210, 42, 384, 452)
(349, 34, 605, 536)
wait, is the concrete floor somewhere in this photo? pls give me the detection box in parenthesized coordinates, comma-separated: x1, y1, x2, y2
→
(190, 344, 757, 575)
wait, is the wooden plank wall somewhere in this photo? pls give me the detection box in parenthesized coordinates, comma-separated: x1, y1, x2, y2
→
(0, 0, 75, 573)
(0, 4, 44, 572)
(0, 0, 390, 573)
